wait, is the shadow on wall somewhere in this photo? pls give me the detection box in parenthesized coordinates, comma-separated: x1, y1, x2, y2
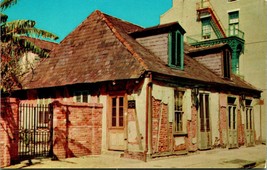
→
(0, 98, 20, 165)
(52, 100, 101, 160)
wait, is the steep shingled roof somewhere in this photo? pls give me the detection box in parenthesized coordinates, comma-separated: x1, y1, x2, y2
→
(20, 10, 260, 95)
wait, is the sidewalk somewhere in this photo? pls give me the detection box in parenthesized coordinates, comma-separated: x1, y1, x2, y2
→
(4, 144, 266, 169)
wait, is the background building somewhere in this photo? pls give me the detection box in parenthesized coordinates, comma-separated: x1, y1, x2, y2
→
(160, 0, 267, 143)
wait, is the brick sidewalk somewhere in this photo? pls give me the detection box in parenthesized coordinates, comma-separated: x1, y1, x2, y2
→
(4, 144, 266, 169)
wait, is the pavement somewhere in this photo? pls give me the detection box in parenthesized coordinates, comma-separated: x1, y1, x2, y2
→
(4, 144, 266, 169)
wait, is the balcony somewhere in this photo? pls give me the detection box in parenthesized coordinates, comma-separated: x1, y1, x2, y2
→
(187, 29, 245, 44)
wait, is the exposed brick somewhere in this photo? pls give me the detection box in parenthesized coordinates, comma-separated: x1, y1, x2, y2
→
(187, 106, 198, 151)
(52, 101, 103, 159)
(152, 98, 170, 153)
(0, 98, 19, 168)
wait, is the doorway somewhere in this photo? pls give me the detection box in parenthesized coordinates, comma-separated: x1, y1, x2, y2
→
(198, 93, 212, 150)
(227, 97, 238, 148)
(245, 99, 254, 146)
(107, 95, 126, 150)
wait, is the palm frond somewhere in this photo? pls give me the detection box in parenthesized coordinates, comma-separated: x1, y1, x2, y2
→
(1, 20, 58, 41)
(16, 27, 59, 40)
(0, 0, 18, 11)
(2, 20, 36, 32)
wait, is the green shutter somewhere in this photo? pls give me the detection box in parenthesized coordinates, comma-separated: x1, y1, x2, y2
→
(180, 34, 184, 70)
(168, 30, 184, 70)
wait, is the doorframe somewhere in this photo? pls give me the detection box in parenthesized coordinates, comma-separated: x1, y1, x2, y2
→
(106, 92, 128, 151)
(226, 96, 239, 149)
(197, 91, 212, 150)
(244, 98, 255, 147)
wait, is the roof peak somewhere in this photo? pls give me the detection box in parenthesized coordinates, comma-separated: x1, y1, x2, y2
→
(95, 10, 149, 70)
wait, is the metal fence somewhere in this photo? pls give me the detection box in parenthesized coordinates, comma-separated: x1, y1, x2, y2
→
(18, 104, 53, 160)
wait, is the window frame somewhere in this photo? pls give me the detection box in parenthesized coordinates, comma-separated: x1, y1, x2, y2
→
(74, 90, 90, 103)
(110, 96, 125, 128)
(228, 11, 239, 36)
(227, 0, 238, 3)
(173, 90, 185, 134)
(227, 96, 237, 130)
(168, 30, 184, 70)
(199, 93, 210, 132)
(201, 17, 211, 39)
(37, 98, 51, 128)
(245, 99, 253, 130)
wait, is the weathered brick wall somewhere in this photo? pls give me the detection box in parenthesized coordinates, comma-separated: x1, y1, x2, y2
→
(152, 98, 170, 153)
(52, 101, 103, 159)
(136, 33, 168, 64)
(0, 98, 19, 168)
(151, 97, 195, 154)
(194, 53, 222, 77)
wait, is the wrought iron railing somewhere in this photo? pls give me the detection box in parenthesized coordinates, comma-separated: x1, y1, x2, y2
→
(186, 29, 245, 44)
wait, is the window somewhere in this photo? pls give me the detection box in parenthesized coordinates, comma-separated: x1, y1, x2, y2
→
(201, 17, 211, 39)
(38, 110, 49, 124)
(174, 90, 184, 133)
(199, 93, 210, 132)
(74, 91, 90, 103)
(228, 11, 239, 36)
(37, 98, 51, 128)
(168, 30, 184, 69)
(228, 105, 236, 129)
(227, 97, 237, 130)
(245, 99, 253, 130)
(111, 96, 124, 127)
(223, 49, 231, 78)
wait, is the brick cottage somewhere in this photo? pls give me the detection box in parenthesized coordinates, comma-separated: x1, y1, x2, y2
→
(1, 10, 262, 167)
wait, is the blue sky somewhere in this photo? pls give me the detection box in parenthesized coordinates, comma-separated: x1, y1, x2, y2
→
(4, 0, 172, 42)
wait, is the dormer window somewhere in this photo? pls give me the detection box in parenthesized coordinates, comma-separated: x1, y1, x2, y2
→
(168, 30, 184, 70)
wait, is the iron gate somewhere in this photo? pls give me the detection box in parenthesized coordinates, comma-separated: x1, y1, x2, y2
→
(19, 103, 53, 160)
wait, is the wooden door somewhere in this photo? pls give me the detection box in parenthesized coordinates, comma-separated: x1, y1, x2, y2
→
(228, 105, 238, 148)
(108, 96, 126, 150)
(245, 106, 254, 146)
(198, 93, 212, 150)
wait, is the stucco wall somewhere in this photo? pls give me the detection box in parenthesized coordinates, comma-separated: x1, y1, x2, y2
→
(126, 78, 148, 153)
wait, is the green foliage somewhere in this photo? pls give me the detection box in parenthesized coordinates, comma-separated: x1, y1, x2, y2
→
(1, 0, 58, 94)
(0, 0, 18, 11)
